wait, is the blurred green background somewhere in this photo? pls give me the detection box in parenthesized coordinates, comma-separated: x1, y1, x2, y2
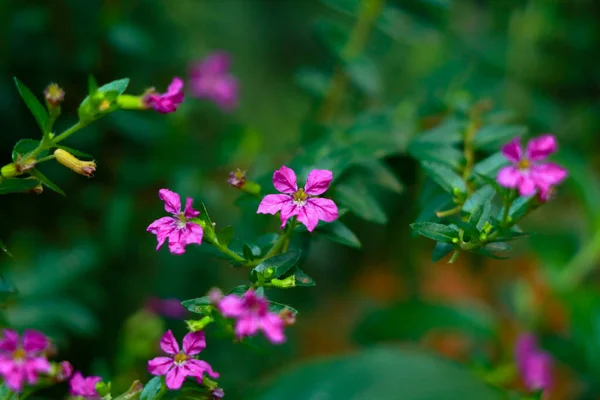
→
(1, 0, 600, 398)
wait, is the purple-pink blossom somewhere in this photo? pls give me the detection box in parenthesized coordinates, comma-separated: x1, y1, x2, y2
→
(145, 297, 188, 319)
(147, 330, 218, 390)
(257, 166, 338, 232)
(0, 329, 51, 392)
(189, 52, 238, 111)
(144, 77, 185, 114)
(147, 189, 203, 255)
(218, 289, 285, 344)
(497, 135, 567, 201)
(515, 333, 553, 393)
(69, 371, 102, 399)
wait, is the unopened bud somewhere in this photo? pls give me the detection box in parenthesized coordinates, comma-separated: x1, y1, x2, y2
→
(270, 276, 296, 288)
(279, 309, 296, 326)
(212, 388, 225, 399)
(44, 83, 65, 107)
(52, 361, 73, 382)
(479, 233, 487, 241)
(117, 94, 145, 110)
(227, 169, 246, 188)
(1, 163, 19, 178)
(95, 381, 111, 397)
(263, 268, 275, 279)
(186, 316, 212, 332)
(451, 237, 459, 244)
(54, 149, 96, 177)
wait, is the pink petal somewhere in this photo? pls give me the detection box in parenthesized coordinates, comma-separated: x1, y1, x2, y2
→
(184, 223, 204, 246)
(24, 358, 50, 384)
(272, 166, 298, 194)
(0, 329, 19, 352)
(147, 216, 174, 234)
(522, 352, 553, 391)
(159, 189, 181, 215)
(236, 315, 259, 338)
(0, 356, 14, 374)
(497, 166, 522, 188)
(517, 176, 537, 196)
(22, 330, 48, 353)
(167, 77, 184, 96)
(526, 134, 557, 161)
(304, 170, 333, 195)
(501, 137, 523, 163)
(5, 364, 24, 392)
(260, 313, 285, 344)
(306, 198, 338, 224)
(219, 295, 244, 317)
(257, 194, 292, 215)
(212, 76, 238, 111)
(167, 230, 187, 255)
(148, 357, 174, 376)
(530, 163, 567, 185)
(183, 198, 200, 218)
(191, 52, 231, 77)
(279, 202, 299, 229)
(296, 206, 319, 232)
(184, 359, 219, 379)
(165, 365, 187, 390)
(159, 330, 180, 355)
(182, 331, 206, 356)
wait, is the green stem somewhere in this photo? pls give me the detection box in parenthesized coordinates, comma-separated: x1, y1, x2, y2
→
(35, 155, 56, 164)
(557, 227, 600, 290)
(213, 243, 247, 264)
(52, 120, 88, 145)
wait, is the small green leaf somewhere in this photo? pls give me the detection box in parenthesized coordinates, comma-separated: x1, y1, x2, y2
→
(251, 251, 301, 283)
(408, 144, 464, 169)
(292, 267, 316, 287)
(432, 242, 453, 262)
(29, 169, 65, 196)
(316, 220, 361, 248)
(498, 196, 532, 222)
(484, 242, 511, 253)
(475, 200, 492, 231)
(14, 78, 49, 134)
(268, 301, 298, 315)
(452, 220, 479, 238)
(242, 244, 255, 261)
(335, 183, 387, 224)
(295, 67, 330, 97)
(98, 78, 130, 95)
(410, 222, 459, 243)
(345, 56, 381, 96)
(216, 226, 234, 246)
(473, 124, 527, 151)
(421, 161, 466, 194)
(0, 178, 40, 194)
(412, 117, 464, 145)
(54, 144, 93, 159)
(473, 153, 508, 179)
(12, 139, 43, 162)
(463, 185, 495, 213)
(181, 297, 211, 314)
(140, 376, 167, 400)
(354, 160, 403, 193)
(227, 285, 250, 296)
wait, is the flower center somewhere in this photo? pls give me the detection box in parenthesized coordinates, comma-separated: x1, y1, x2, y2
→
(173, 351, 188, 365)
(292, 188, 308, 206)
(13, 348, 26, 361)
(176, 213, 187, 229)
(517, 158, 530, 170)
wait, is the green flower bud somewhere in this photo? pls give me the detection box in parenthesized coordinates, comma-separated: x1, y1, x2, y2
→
(117, 94, 145, 110)
(263, 268, 275, 279)
(1, 163, 19, 178)
(451, 237, 459, 244)
(186, 316, 213, 332)
(271, 276, 296, 288)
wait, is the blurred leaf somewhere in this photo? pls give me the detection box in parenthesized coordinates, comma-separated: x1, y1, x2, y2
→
(291, 267, 316, 287)
(313, 19, 347, 59)
(0, 239, 11, 257)
(268, 301, 298, 315)
(414, 193, 453, 225)
(408, 144, 464, 169)
(473, 153, 508, 179)
(432, 242, 453, 262)
(498, 196, 532, 221)
(345, 56, 382, 96)
(12, 139, 43, 161)
(29, 168, 65, 196)
(251, 251, 301, 283)
(14, 77, 49, 134)
(421, 161, 466, 194)
(216, 226, 234, 247)
(181, 297, 211, 314)
(316, 220, 361, 248)
(410, 222, 458, 243)
(254, 347, 502, 400)
(98, 78, 130, 95)
(463, 185, 494, 213)
(140, 376, 166, 400)
(335, 182, 387, 224)
(452, 220, 479, 238)
(243, 244, 255, 261)
(351, 160, 403, 193)
(295, 67, 330, 97)
(473, 125, 527, 151)
(227, 285, 250, 296)
(0, 178, 40, 194)
(0, 277, 17, 304)
(412, 118, 464, 145)
(483, 242, 511, 253)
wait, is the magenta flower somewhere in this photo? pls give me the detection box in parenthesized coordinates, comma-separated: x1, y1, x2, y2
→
(497, 135, 567, 201)
(147, 330, 218, 390)
(189, 52, 238, 111)
(0, 329, 51, 392)
(257, 166, 338, 232)
(145, 297, 188, 319)
(54, 360, 73, 382)
(69, 372, 102, 399)
(144, 77, 185, 114)
(147, 189, 203, 255)
(218, 289, 285, 344)
(515, 333, 553, 393)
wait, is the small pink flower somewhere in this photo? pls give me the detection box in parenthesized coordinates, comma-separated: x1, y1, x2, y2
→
(55, 360, 73, 382)
(147, 330, 218, 390)
(515, 333, 553, 393)
(0, 329, 51, 392)
(218, 289, 285, 344)
(257, 166, 338, 232)
(145, 297, 188, 319)
(189, 52, 238, 111)
(69, 371, 102, 399)
(497, 135, 567, 201)
(147, 189, 203, 255)
(144, 77, 185, 114)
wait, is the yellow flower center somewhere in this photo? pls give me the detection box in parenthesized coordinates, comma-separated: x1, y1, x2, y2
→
(173, 351, 188, 364)
(98, 100, 111, 111)
(13, 348, 26, 361)
(517, 159, 530, 170)
(292, 188, 308, 206)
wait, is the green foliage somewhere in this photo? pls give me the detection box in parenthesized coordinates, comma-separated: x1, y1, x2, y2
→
(13, 78, 49, 135)
(0, 178, 40, 194)
(250, 251, 300, 284)
(140, 377, 167, 400)
(410, 222, 459, 243)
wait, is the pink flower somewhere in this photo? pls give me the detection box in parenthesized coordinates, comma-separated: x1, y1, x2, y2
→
(0, 329, 51, 392)
(69, 372, 102, 399)
(144, 77, 185, 114)
(147, 189, 203, 255)
(257, 166, 338, 232)
(515, 333, 553, 393)
(147, 330, 218, 390)
(145, 297, 188, 319)
(189, 52, 238, 111)
(497, 135, 567, 201)
(54, 360, 73, 382)
(218, 289, 285, 344)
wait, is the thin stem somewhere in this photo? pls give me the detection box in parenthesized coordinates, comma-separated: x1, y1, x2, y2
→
(35, 155, 56, 164)
(436, 205, 462, 218)
(52, 120, 88, 145)
(214, 243, 247, 264)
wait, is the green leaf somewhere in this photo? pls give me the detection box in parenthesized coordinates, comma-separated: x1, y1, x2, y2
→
(408, 144, 464, 169)
(474, 199, 492, 231)
(242, 244, 255, 261)
(410, 222, 459, 243)
(421, 161, 466, 194)
(98, 78, 130, 95)
(14, 78, 49, 134)
(54, 144, 93, 159)
(268, 301, 298, 315)
(473, 124, 527, 151)
(0, 178, 40, 194)
(463, 185, 495, 213)
(483, 242, 511, 253)
(227, 285, 250, 296)
(292, 267, 316, 287)
(345, 56, 381, 96)
(181, 297, 211, 314)
(251, 251, 301, 283)
(12, 139, 43, 162)
(88, 75, 98, 94)
(473, 153, 508, 179)
(216, 226, 234, 247)
(335, 182, 387, 224)
(0, 239, 11, 257)
(498, 196, 532, 222)
(140, 376, 167, 400)
(316, 220, 361, 248)
(295, 67, 330, 97)
(452, 220, 479, 238)
(432, 242, 453, 262)
(254, 347, 503, 400)
(412, 117, 464, 145)
(353, 160, 403, 193)
(29, 168, 65, 196)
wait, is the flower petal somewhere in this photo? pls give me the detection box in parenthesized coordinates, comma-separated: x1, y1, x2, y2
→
(4, 364, 24, 392)
(501, 137, 523, 163)
(257, 194, 291, 215)
(526, 134, 557, 161)
(304, 170, 333, 195)
(192, 52, 231, 77)
(167, 77, 184, 96)
(279, 202, 299, 229)
(159, 189, 181, 215)
(530, 163, 567, 186)
(0, 329, 19, 352)
(260, 313, 285, 344)
(22, 330, 48, 353)
(522, 351, 553, 391)
(183, 198, 200, 218)
(272, 166, 298, 194)
(212, 75, 238, 111)
(147, 216, 175, 234)
(184, 222, 204, 246)
(306, 198, 338, 224)
(296, 206, 319, 232)
(182, 331, 206, 356)
(517, 176, 537, 197)
(148, 357, 174, 376)
(497, 166, 522, 188)
(235, 315, 259, 338)
(167, 230, 186, 255)
(24, 357, 50, 384)
(165, 365, 187, 390)
(159, 330, 180, 355)
(184, 359, 220, 379)
(219, 295, 244, 317)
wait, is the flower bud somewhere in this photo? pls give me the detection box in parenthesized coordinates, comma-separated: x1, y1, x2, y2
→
(117, 94, 145, 110)
(54, 149, 96, 177)
(52, 361, 73, 382)
(270, 276, 296, 288)
(186, 316, 212, 332)
(227, 169, 246, 188)
(1, 163, 19, 178)
(263, 268, 275, 279)
(212, 388, 225, 399)
(95, 381, 111, 397)
(279, 309, 296, 326)
(44, 83, 65, 107)
(451, 237, 459, 244)
(15, 156, 36, 173)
